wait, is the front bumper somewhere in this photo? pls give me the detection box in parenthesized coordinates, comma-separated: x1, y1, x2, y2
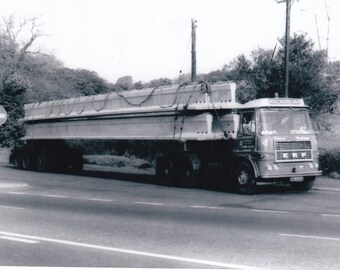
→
(259, 170, 322, 179)
(256, 160, 322, 180)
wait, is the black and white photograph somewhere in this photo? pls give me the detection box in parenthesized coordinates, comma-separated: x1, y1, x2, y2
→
(0, 0, 340, 269)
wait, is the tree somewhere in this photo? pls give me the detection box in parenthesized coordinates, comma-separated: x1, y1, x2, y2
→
(116, 76, 133, 91)
(225, 34, 338, 115)
(203, 69, 229, 83)
(134, 81, 145, 90)
(223, 54, 252, 81)
(145, 77, 173, 88)
(325, 60, 340, 88)
(24, 58, 113, 102)
(0, 15, 43, 146)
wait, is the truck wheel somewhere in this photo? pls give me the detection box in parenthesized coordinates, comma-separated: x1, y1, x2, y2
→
(156, 156, 174, 186)
(22, 152, 36, 170)
(234, 161, 258, 195)
(177, 157, 199, 188)
(291, 177, 315, 191)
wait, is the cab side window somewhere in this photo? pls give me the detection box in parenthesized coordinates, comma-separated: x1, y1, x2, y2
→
(241, 112, 255, 134)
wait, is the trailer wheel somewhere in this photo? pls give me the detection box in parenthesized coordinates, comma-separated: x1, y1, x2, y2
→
(22, 152, 36, 170)
(234, 161, 258, 195)
(156, 156, 174, 186)
(35, 152, 48, 172)
(14, 152, 23, 169)
(291, 177, 315, 191)
(177, 156, 200, 188)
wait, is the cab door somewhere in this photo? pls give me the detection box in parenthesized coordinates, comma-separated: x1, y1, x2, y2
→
(237, 111, 256, 153)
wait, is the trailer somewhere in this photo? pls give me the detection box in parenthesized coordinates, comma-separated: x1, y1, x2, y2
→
(10, 81, 322, 194)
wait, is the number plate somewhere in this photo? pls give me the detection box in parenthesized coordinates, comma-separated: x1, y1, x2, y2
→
(290, 176, 304, 182)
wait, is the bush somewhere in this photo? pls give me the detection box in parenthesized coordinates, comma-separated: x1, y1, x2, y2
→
(67, 139, 180, 162)
(318, 148, 340, 175)
(83, 155, 152, 168)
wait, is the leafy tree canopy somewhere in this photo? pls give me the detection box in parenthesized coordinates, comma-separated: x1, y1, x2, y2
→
(115, 76, 133, 91)
(145, 78, 173, 88)
(224, 34, 339, 115)
(0, 15, 113, 146)
(1, 16, 339, 147)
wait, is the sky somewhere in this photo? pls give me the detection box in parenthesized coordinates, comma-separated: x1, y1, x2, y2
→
(1, 0, 340, 84)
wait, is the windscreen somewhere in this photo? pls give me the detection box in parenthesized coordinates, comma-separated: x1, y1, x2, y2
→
(258, 108, 313, 135)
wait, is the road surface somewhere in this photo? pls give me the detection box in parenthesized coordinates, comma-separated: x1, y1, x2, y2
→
(0, 163, 340, 269)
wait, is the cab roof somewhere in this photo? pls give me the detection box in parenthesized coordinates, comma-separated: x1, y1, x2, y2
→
(241, 98, 308, 109)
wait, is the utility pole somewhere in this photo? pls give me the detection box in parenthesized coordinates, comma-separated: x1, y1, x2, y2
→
(277, 0, 291, 98)
(284, 0, 291, 98)
(191, 18, 197, 83)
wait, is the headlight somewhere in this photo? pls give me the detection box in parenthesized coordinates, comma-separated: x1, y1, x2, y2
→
(273, 164, 279, 171)
(266, 163, 279, 171)
(266, 164, 273, 171)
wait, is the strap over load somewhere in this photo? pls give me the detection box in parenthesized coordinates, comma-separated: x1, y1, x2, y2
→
(24, 82, 238, 122)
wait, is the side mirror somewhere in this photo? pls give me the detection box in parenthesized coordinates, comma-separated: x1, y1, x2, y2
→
(251, 120, 256, 133)
(0, 106, 7, 126)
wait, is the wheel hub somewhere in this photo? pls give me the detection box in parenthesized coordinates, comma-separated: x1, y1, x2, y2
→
(238, 170, 249, 185)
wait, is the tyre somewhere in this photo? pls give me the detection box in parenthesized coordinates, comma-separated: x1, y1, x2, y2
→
(291, 177, 315, 191)
(156, 156, 174, 186)
(14, 152, 23, 169)
(177, 156, 200, 188)
(9, 152, 15, 164)
(35, 152, 49, 172)
(234, 161, 258, 195)
(22, 152, 36, 170)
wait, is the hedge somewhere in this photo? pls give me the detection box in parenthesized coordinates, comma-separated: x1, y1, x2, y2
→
(318, 148, 340, 175)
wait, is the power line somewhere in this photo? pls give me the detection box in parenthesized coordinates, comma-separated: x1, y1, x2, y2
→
(300, 0, 340, 61)
(276, 0, 293, 98)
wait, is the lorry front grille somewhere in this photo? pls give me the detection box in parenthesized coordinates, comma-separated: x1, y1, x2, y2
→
(275, 141, 312, 162)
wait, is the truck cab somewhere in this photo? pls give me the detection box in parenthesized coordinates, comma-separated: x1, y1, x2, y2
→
(234, 98, 322, 193)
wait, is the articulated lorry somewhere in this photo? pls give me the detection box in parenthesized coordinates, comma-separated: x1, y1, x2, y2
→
(10, 81, 322, 194)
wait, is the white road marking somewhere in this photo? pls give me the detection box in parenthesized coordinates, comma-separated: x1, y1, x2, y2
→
(43, 194, 67, 198)
(280, 233, 340, 241)
(134, 202, 164, 206)
(0, 236, 39, 244)
(0, 205, 25, 210)
(0, 231, 264, 270)
(251, 209, 289, 214)
(6, 192, 114, 202)
(88, 198, 115, 202)
(6, 192, 28, 195)
(190, 205, 224, 210)
(0, 182, 27, 189)
(320, 213, 340, 217)
(315, 187, 340, 192)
